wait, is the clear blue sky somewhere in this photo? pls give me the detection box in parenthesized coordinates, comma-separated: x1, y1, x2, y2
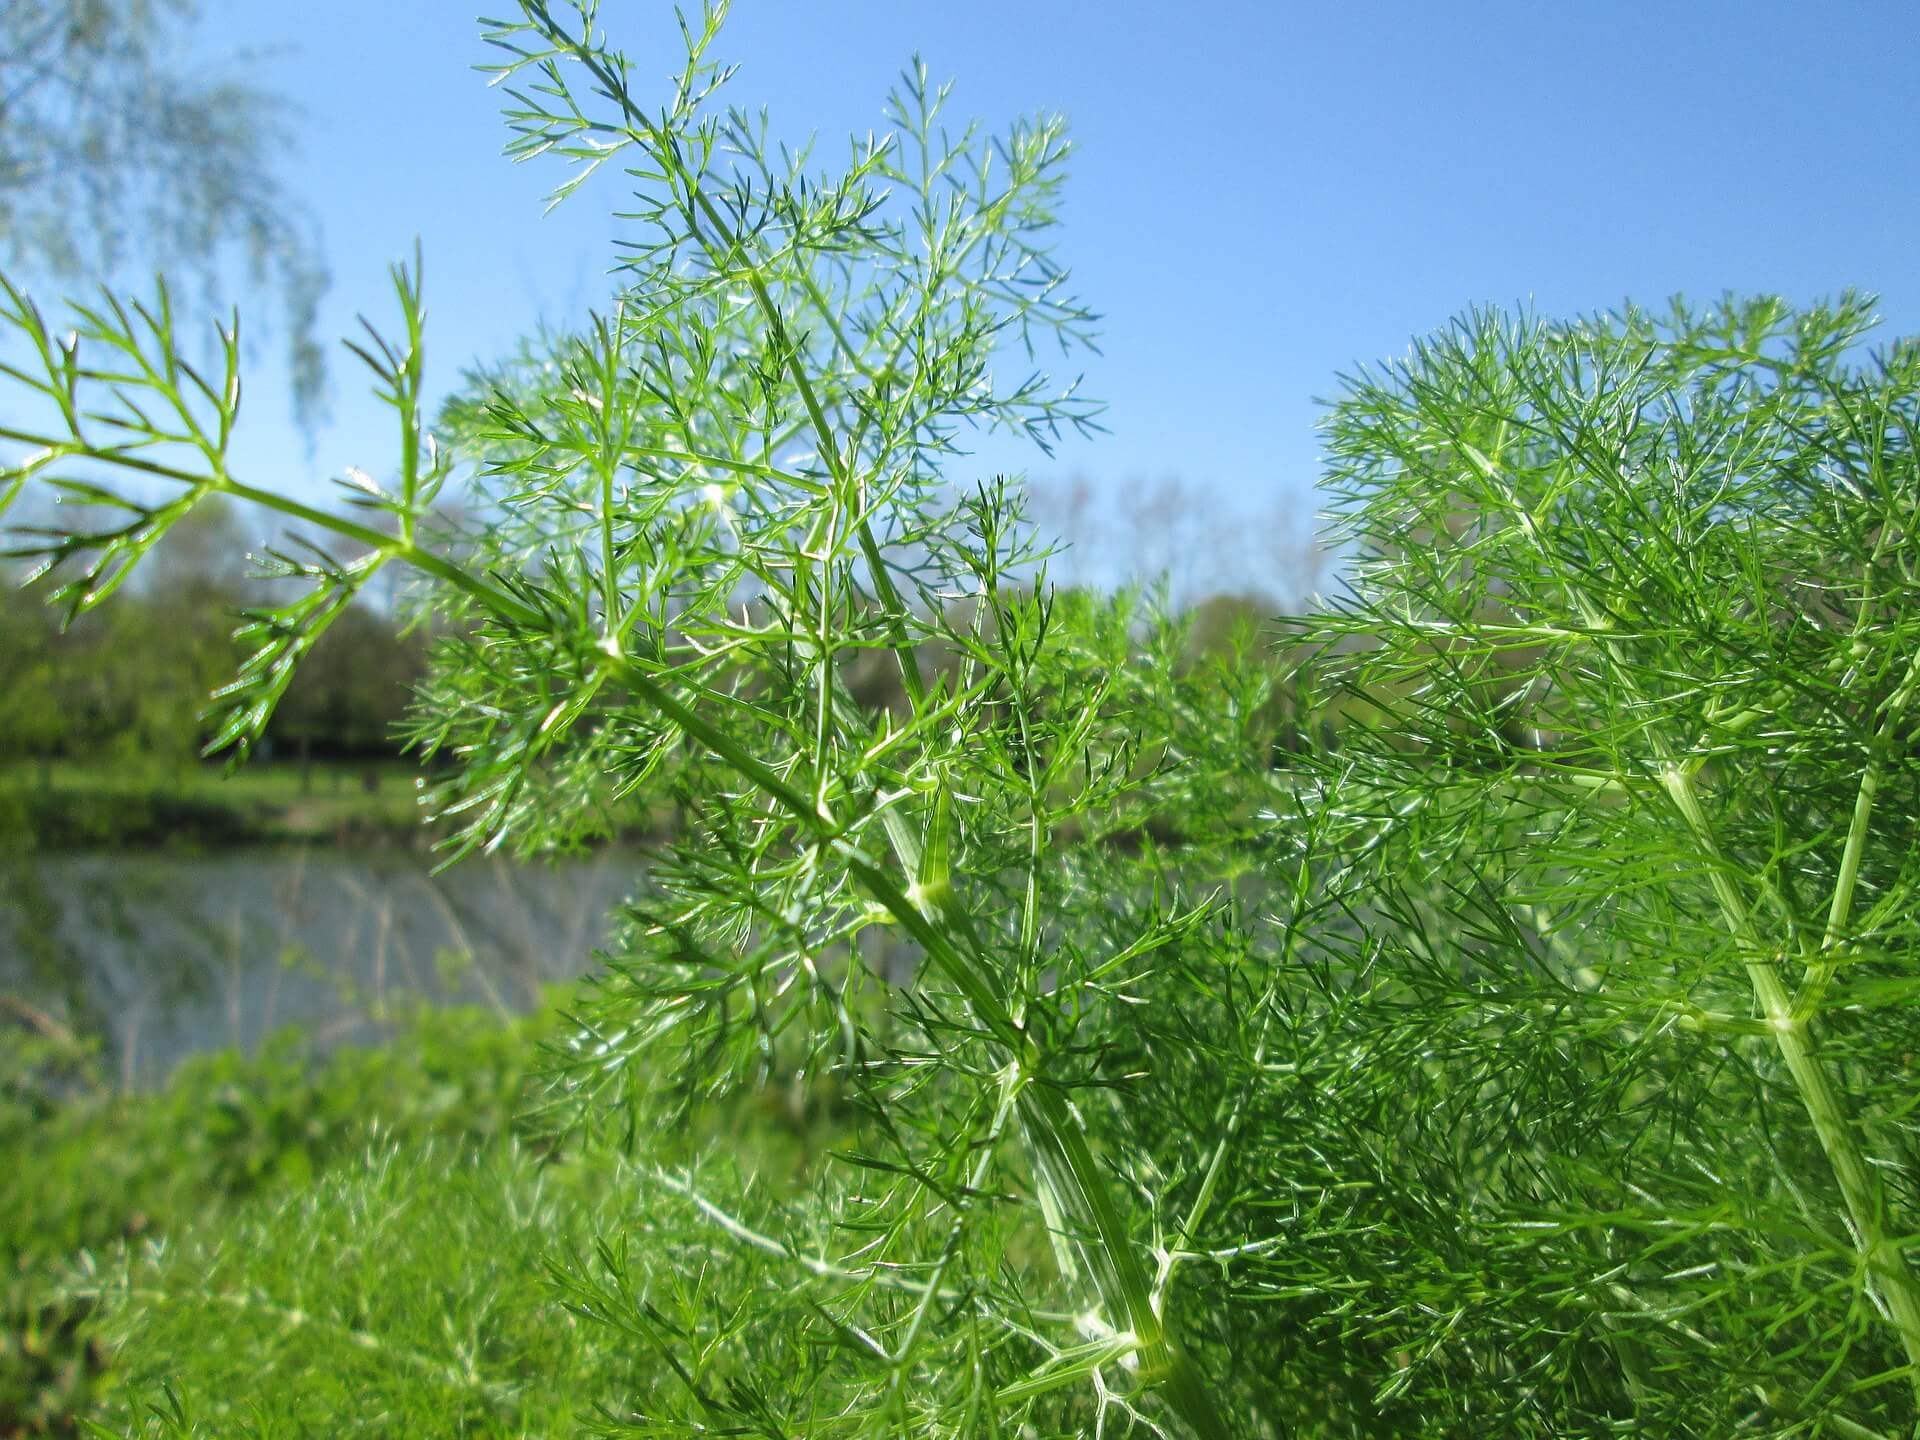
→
(142, 1, 1920, 592)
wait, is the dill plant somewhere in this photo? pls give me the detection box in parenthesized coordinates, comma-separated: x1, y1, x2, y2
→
(2, 4, 1229, 1433)
(4, 5, 1920, 1437)
(1267, 298, 1920, 1435)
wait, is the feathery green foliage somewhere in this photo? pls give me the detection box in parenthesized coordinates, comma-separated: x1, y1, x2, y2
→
(4, 4, 1919, 1435)
(2, 997, 574, 1433)
(1269, 298, 1920, 1434)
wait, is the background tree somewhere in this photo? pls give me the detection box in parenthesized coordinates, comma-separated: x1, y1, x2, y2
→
(0, 499, 426, 774)
(271, 604, 429, 785)
(0, 501, 250, 769)
(0, 584, 61, 783)
(0, 0, 328, 426)
(1029, 471, 1329, 607)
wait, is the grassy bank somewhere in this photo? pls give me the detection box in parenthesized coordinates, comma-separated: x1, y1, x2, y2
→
(0, 761, 428, 852)
(0, 762, 676, 853)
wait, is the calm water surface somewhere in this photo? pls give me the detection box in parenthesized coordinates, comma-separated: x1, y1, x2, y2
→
(0, 848, 641, 1087)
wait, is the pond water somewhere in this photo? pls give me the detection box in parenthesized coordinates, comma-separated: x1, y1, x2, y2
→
(0, 849, 642, 1088)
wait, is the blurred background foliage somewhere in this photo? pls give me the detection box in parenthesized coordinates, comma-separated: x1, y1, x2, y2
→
(0, 479, 1320, 854)
(0, 501, 431, 850)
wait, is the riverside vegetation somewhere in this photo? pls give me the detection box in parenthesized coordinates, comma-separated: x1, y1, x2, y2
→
(0, 498, 435, 851)
(3, 3, 1920, 1435)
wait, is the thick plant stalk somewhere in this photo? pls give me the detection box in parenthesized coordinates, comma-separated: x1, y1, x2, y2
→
(851, 854, 1231, 1439)
(1474, 431, 1920, 1404)
(1660, 764, 1920, 1399)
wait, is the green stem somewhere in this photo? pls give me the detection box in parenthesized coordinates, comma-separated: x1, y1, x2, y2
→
(619, 442, 826, 492)
(0, 420, 544, 629)
(546, 44, 1231, 1430)
(843, 848, 1226, 1439)
(219, 480, 542, 628)
(1660, 764, 1920, 1399)
(1470, 439, 1920, 1402)
(1797, 646, 1920, 1019)
(883, 1063, 1022, 1420)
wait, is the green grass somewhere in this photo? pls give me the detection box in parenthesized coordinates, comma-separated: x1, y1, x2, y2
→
(1, 992, 841, 1437)
(0, 997, 556, 1431)
(90, 1142, 652, 1438)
